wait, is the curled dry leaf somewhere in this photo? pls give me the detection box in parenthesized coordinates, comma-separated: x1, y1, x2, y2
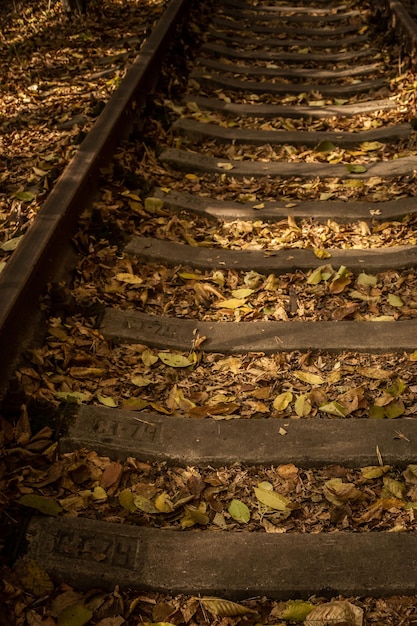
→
(199, 597, 258, 617)
(305, 600, 363, 626)
(323, 478, 363, 507)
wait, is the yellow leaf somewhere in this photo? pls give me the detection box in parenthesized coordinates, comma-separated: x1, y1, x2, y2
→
(155, 492, 174, 513)
(319, 401, 349, 417)
(70, 367, 107, 379)
(313, 248, 331, 259)
(323, 479, 362, 506)
(149, 402, 173, 414)
(114, 272, 143, 285)
(231, 288, 254, 299)
(360, 141, 384, 151)
(181, 503, 210, 528)
(122, 398, 149, 410)
(134, 495, 159, 514)
(142, 349, 158, 366)
(158, 352, 194, 367)
(185, 173, 199, 180)
(361, 465, 390, 479)
(212, 356, 242, 374)
(327, 370, 342, 384)
(294, 394, 312, 416)
(214, 298, 246, 309)
(307, 267, 323, 285)
(253, 484, 292, 511)
(294, 371, 325, 385)
(97, 394, 118, 407)
(122, 190, 141, 200)
(217, 162, 234, 170)
(200, 597, 257, 617)
(357, 366, 391, 380)
(92, 486, 107, 502)
(119, 489, 136, 512)
(272, 391, 293, 411)
(357, 272, 378, 286)
(383, 476, 405, 500)
(14, 558, 54, 596)
(131, 375, 152, 387)
(178, 271, 201, 280)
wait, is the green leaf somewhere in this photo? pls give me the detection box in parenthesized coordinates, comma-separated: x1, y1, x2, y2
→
(387, 379, 406, 397)
(356, 272, 378, 286)
(282, 600, 315, 621)
(388, 293, 403, 307)
(315, 140, 335, 154)
(228, 499, 250, 524)
(272, 391, 293, 411)
(384, 399, 405, 419)
(145, 197, 164, 212)
(118, 489, 136, 512)
(369, 405, 385, 419)
(55, 391, 91, 404)
(14, 190, 36, 202)
(19, 494, 62, 516)
(319, 401, 349, 417)
(158, 352, 194, 368)
(57, 604, 93, 626)
(1, 235, 24, 251)
(307, 267, 324, 285)
(346, 164, 367, 173)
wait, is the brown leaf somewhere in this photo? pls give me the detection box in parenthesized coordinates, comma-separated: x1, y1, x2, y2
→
(15, 405, 32, 445)
(101, 462, 123, 489)
(187, 473, 206, 499)
(329, 275, 351, 294)
(332, 302, 360, 320)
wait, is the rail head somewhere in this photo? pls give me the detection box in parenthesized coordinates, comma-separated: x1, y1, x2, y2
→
(0, 0, 191, 388)
(374, 0, 417, 60)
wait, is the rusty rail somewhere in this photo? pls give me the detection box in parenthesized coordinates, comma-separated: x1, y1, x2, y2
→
(0, 0, 190, 387)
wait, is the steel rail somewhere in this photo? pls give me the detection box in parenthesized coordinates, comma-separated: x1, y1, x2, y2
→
(0, 0, 190, 387)
(375, 0, 417, 59)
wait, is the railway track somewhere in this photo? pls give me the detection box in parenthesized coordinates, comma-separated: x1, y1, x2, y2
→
(3, 0, 417, 621)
